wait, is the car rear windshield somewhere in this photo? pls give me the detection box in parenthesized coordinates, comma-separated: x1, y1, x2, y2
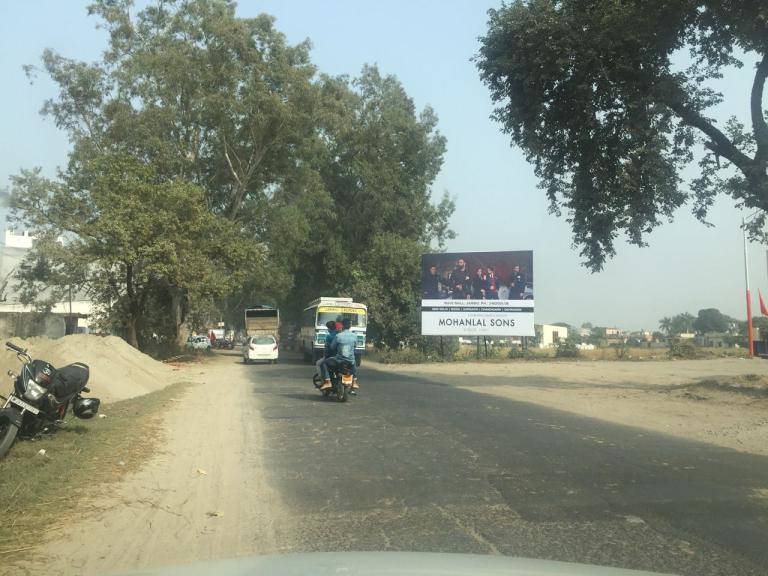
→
(253, 336, 275, 345)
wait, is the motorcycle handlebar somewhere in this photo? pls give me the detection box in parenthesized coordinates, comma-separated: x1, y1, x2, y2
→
(5, 341, 25, 354)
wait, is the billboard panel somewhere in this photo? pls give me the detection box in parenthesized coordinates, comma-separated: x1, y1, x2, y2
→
(421, 251, 534, 336)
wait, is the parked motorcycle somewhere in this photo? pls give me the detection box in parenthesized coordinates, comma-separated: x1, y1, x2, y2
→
(0, 341, 100, 459)
(312, 359, 355, 402)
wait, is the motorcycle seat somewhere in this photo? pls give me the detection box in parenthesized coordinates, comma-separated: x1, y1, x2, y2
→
(53, 362, 90, 397)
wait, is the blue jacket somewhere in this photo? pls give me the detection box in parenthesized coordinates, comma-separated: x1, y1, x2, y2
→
(330, 329, 357, 363)
(324, 330, 338, 359)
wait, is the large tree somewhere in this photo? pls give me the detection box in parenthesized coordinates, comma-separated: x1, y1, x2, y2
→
(477, 1, 768, 270)
(693, 307, 735, 333)
(286, 67, 454, 347)
(20, 0, 321, 343)
(17, 0, 452, 347)
(8, 154, 255, 349)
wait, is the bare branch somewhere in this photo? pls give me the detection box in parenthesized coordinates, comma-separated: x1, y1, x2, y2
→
(222, 139, 243, 188)
(667, 99, 753, 171)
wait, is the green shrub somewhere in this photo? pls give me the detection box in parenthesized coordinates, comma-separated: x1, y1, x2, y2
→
(555, 339, 580, 358)
(374, 347, 428, 364)
(412, 335, 460, 360)
(508, 346, 535, 360)
(668, 340, 698, 359)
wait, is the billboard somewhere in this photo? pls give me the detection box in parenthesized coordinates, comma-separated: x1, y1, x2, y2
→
(421, 251, 534, 336)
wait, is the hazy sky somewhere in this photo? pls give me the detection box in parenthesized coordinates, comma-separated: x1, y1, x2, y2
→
(0, 1, 764, 330)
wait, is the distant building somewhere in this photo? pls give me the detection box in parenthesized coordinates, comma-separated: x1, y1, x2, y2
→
(0, 229, 95, 337)
(4, 229, 34, 249)
(535, 324, 568, 348)
(678, 332, 696, 340)
(695, 332, 733, 348)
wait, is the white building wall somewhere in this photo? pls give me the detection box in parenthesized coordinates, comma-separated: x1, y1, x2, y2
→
(4, 229, 34, 249)
(536, 324, 569, 348)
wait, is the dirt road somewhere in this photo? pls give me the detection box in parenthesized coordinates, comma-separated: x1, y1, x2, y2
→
(19, 353, 294, 576)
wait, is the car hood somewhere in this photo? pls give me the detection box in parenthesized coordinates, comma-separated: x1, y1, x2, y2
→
(115, 552, 675, 576)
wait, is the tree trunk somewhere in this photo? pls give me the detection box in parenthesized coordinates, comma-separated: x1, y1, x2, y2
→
(171, 287, 189, 352)
(125, 263, 140, 349)
(126, 316, 139, 349)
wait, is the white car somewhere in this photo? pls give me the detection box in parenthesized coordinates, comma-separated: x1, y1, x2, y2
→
(243, 335, 279, 364)
(186, 335, 211, 351)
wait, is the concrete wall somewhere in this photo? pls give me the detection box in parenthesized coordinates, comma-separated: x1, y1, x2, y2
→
(0, 312, 65, 340)
(535, 324, 569, 348)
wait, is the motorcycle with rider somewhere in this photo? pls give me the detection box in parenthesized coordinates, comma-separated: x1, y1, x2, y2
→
(312, 318, 359, 402)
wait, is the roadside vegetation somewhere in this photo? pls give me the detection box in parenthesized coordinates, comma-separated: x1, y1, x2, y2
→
(0, 382, 190, 556)
(371, 342, 747, 364)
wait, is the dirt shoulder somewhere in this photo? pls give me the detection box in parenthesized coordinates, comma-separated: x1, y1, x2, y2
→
(368, 358, 768, 457)
(13, 352, 293, 576)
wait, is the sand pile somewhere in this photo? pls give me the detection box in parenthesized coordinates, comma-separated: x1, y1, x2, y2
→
(0, 334, 181, 403)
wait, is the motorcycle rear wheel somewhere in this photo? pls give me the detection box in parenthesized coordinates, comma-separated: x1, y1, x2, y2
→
(336, 379, 347, 403)
(0, 419, 19, 459)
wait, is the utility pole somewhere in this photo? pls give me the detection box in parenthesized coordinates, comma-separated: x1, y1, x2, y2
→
(743, 214, 759, 358)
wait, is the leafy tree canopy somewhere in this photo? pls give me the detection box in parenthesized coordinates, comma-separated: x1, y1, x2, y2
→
(8, 154, 256, 348)
(477, 0, 768, 270)
(693, 307, 736, 333)
(13, 0, 453, 349)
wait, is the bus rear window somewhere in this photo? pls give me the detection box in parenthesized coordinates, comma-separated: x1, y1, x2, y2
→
(317, 309, 366, 328)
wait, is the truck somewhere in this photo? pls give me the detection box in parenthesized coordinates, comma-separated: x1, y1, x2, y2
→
(244, 306, 280, 340)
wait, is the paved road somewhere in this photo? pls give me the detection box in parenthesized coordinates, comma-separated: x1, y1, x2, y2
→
(245, 354, 768, 576)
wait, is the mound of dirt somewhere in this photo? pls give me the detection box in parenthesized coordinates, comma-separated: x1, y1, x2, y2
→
(0, 334, 181, 403)
(694, 373, 768, 396)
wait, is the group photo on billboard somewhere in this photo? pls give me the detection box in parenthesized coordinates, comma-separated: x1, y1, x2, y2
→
(421, 251, 534, 336)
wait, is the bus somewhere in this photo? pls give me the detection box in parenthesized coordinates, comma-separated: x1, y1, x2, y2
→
(300, 297, 367, 365)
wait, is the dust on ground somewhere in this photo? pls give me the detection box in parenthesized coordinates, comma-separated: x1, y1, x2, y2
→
(16, 352, 293, 576)
(0, 334, 183, 403)
(369, 358, 768, 457)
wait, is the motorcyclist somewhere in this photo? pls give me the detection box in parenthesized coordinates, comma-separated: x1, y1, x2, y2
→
(314, 320, 338, 379)
(320, 318, 359, 393)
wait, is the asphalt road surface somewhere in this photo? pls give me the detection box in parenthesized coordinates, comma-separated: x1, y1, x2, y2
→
(253, 353, 768, 576)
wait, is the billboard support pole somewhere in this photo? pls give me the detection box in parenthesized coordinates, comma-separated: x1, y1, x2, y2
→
(439, 336, 444, 360)
(476, 336, 481, 359)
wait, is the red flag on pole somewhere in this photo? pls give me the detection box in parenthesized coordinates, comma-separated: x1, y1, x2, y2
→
(760, 290, 768, 316)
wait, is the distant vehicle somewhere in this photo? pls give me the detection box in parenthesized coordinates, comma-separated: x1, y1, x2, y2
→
(244, 306, 280, 343)
(209, 328, 225, 341)
(300, 297, 367, 365)
(186, 335, 211, 351)
(213, 338, 234, 350)
(244, 335, 278, 364)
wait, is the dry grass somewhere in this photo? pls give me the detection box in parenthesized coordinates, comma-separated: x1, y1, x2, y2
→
(452, 345, 747, 362)
(0, 382, 191, 555)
